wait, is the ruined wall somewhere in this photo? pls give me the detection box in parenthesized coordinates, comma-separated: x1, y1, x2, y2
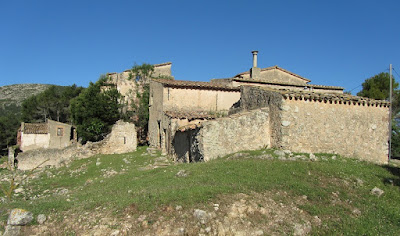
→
(48, 120, 73, 149)
(107, 71, 138, 109)
(17, 121, 137, 170)
(149, 81, 165, 148)
(163, 87, 240, 112)
(235, 86, 283, 147)
(97, 120, 137, 154)
(20, 133, 50, 151)
(153, 63, 173, 78)
(191, 109, 270, 161)
(280, 98, 390, 163)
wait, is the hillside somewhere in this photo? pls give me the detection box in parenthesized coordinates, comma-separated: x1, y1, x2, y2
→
(1, 147, 399, 235)
(0, 84, 53, 112)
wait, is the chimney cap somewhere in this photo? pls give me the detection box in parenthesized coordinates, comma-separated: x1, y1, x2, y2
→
(251, 50, 258, 54)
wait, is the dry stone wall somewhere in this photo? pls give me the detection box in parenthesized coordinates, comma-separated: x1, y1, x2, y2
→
(191, 109, 270, 161)
(184, 86, 389, 164)
(280, 98, 389, 163)
(17, 121, 137, 170)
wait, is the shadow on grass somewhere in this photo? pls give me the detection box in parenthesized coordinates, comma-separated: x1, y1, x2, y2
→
(382, 165, 400, 187)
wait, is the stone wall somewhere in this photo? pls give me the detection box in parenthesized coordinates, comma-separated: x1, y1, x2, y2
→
(17, 121, 137, 170)
(280, 98, 389, 163)
(239, 86, 390, 163)
(174, 86, 390, 164)
(178, 109, 270, 162)
(149, 81, 165, 148)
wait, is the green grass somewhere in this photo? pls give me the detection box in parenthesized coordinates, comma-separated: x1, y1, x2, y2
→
(1, 147, 400, 235)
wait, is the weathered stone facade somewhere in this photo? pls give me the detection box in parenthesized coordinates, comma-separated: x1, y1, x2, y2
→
(107, 62, 173, 109)
(147, 51, 389, 164)
(17, 121, 137, 170)
(149, 79, 241, 154)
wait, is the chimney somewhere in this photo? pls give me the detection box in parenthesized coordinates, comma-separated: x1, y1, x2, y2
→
(252, 50, 258, 68)
(250, 50, 261, 79)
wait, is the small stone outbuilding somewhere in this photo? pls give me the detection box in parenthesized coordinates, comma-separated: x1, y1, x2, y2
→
(17, 119, 77, 152)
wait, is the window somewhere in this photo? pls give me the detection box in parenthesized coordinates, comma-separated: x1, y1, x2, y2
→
(57, 127, 64, 136)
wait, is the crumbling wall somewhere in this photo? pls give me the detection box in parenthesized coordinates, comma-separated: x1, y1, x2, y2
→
(191, 109, 270, 161)
(17, 121, 137, 170)
(234, 86, 283, 148)
(280, 98, 390, 164)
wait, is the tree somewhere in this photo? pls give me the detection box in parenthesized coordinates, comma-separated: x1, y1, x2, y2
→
(357, 72, 400, 158)
(0, 108, 20, 156)
(21, 85, 83, 123)
(70, 76, 123, 144)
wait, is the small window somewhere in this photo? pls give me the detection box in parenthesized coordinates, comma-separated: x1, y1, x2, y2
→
(57, 127, 64, 136)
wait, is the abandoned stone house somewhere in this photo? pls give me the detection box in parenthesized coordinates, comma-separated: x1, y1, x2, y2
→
(148, 51, 390, 164)
(17, 119, 77, 152)
(107, 62, 173, 109)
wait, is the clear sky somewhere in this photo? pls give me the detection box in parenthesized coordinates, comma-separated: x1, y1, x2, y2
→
(1, 0, 399, 94)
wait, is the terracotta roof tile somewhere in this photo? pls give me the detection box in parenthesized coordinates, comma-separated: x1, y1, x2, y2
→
(23, 123, 48, 134)
(153, 79, 240, 91)
(256, 87, 390, 107)
(164, 111, 217, 120)
(234, 78, 344, 90)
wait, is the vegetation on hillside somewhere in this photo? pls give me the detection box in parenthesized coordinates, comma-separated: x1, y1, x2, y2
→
(357, 72, 400, 157)
(0, 107, 21, 155)
(22, 85, 84, 123)
(0, 84, 73, 156)
(0, 148, 399, 235)
(0, 84, 52, 111)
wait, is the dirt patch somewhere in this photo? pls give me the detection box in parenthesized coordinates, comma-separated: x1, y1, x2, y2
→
(28, 191, 321, 235)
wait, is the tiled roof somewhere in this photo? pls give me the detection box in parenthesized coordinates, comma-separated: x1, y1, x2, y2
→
(270, 88, 390, 107)
(153, 79, 240, 91)
(235, 65, 311, 83)
(23, 123, 48, 134)
(164, 111, 217, 120)
(234, 78, 344, 90)
(154, 62, 172, 67)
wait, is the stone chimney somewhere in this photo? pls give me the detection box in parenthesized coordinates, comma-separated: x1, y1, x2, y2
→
(250, 50, 261, 79)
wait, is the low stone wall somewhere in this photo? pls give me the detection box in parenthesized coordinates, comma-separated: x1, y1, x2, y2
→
(188, 109, 270, 161)
(239, 86, 390, 164)
(181, 86, 390, 164)
(280, 98, 389, 163)
(17, 121, 137, 170)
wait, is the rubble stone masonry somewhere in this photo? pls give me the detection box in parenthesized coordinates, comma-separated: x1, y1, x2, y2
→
(280, 98, 389, 163)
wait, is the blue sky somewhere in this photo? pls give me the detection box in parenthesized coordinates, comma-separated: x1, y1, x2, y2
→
(1, 0, 399, 94)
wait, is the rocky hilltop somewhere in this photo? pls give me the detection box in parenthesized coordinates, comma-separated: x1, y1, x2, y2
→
(0, 84, 53, 110)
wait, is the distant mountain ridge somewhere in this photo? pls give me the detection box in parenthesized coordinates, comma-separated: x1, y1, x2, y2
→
(0, 84, 54, 110)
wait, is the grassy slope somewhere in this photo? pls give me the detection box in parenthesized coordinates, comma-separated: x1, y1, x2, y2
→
(1, 147, 400, 235)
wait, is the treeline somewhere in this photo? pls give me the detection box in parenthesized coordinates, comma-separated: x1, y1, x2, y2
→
(1, 64, 154, 156)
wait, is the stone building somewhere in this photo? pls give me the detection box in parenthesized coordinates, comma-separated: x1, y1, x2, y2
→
(106, 62, 173, 109)
(18, 119, 77, 152)
(148, 51, 390, 164)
